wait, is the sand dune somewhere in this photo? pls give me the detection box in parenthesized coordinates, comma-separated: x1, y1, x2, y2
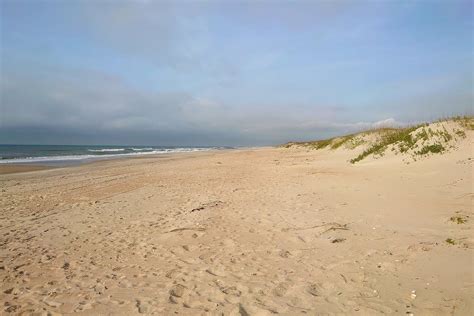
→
(0, 120, 473, 315)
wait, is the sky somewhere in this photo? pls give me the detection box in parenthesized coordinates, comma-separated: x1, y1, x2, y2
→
(0, 0, 472, 146)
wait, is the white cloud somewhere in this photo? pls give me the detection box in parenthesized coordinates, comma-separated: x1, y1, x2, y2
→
(370, 118, 400, 128)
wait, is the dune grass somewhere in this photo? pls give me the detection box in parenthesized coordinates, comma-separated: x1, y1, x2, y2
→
(416, 144, 445, 155)
(350, 125, 422, 163)
(445, 115, 474, 130)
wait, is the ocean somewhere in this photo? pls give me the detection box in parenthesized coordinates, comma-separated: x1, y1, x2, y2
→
(0, 144, 228, 165)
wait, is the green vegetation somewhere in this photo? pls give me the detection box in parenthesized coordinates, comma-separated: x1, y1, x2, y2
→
(445, 238, 456, 245)
(450, 216, 467, 224)
(455, 129, 466, 138)
(416, 144, 445, 155)
(313, 139, 333, 149)
(440, 127, 452, 142)
(330, 137, 350, 150)
(416, 128, 429, 142)
(330, 134, 359, 149)
(282, 133, 364, 151)
(350, 125, 421, 163)
(452, 116, 474, 130)
(350, 141, 386, 164)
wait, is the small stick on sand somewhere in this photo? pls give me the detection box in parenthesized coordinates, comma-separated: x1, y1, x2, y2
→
(166, 227, 206, 233)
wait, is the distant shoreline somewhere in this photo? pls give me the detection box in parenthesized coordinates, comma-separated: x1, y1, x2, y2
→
(0, 145, 236, 168)
(0, 147, 245, 174)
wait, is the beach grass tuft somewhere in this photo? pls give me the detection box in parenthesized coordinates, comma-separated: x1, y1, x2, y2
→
(350, 125, 422, 163)
(416, 144, 445, 156)
(450, 216, 467, 224)
(445, 238, 456, 245)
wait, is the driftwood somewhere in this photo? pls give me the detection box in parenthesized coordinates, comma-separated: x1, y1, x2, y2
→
(282, 222, 349, 234)
(167, 227, 206, 233)
(190, 200, 223, 213)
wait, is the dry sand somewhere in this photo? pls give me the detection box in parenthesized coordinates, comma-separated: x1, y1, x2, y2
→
(0, 140, 473, 315)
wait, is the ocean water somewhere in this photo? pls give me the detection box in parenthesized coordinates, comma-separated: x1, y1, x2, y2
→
(0, 144, 228, 165)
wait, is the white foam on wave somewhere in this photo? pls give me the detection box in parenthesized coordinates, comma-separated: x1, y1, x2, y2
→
(0, 147, 219, 164)
(88, 148, 126, 152)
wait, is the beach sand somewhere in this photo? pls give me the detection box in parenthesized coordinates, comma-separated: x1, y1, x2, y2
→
(0, 143, 473, 315)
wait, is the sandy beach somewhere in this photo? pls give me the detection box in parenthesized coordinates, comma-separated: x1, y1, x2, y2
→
(2, 1, 472, 314)
(1, 131, 472, 315)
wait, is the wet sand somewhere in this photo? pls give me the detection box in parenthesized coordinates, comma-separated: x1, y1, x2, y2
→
(0, 164, 53, 175)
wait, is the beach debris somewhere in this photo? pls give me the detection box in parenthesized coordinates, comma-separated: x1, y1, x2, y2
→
(320, 223, 349, 235)
(190, 206, 205, 212)
(410, 290, 417, 299)
(166, 227, 206, 233)
(282, 222, 349, 234)
(331, 238, 346, 243)
(190, 200, 223, 212)
(62, 261, 70, 270)
(340, 274, 348, 283)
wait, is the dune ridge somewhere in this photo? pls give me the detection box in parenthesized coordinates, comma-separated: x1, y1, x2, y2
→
(283, 116, 474, 164)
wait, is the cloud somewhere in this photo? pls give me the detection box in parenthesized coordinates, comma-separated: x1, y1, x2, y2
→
(1, 66, 191, 132)
(370, 118, 400, 128)
(0, 61, 408, 145)
(0, 56, 469, 146)
(1, 1, 472, 146)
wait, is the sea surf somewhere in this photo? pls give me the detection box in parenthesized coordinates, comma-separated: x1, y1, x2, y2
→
(0, 145, 228, 165)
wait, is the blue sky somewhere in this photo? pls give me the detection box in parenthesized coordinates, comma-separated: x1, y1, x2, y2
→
(1, 0, 472, 145)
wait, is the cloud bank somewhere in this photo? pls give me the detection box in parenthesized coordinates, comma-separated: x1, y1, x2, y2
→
(1, 1, 472, 145)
